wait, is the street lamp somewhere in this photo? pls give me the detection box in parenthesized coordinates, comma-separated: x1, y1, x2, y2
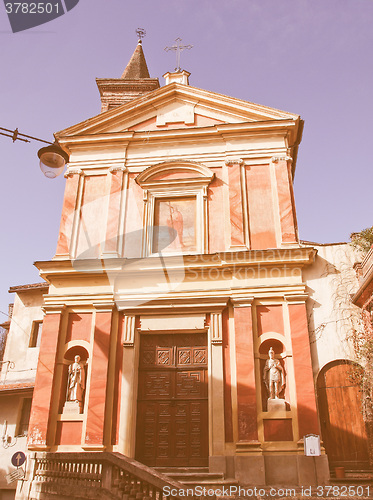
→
(0, 126, 69, 179)
(38, 143, 69, 179)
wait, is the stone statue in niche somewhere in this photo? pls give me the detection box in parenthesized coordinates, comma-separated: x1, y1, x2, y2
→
(63, 355, 85, 414)
(263, 347, 286, 411)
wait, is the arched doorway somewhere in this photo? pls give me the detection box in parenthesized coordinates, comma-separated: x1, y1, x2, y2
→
(317, 360, 370, 470)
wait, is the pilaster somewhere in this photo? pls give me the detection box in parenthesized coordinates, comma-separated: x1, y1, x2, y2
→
(225, 158, 248, 249)
(55, 169, 84, 257)
(286, 295, 319, 438)
(271, 156, 298, 244)
(209, 312, 225, 466)
(103, 166, 127, 257)
(83, 304, 114, 450)
(231, 297, 260, 444)
(28, 305, 65, 450)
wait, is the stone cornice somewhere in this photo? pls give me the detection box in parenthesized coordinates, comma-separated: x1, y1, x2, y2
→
(56, 121, 298, 151)
(35, 247, 316, 277)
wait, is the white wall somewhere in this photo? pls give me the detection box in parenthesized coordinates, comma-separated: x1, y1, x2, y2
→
(1, 290, 44, 386)
(303, 243, 362, 378)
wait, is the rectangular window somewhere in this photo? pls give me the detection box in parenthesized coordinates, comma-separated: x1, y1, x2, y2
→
(16, 398, 32, 437)
(153, 197, 197, 253)
(29, 321, 42, 348)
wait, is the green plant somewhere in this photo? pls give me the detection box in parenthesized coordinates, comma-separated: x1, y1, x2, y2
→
(350, 226, 373, 253)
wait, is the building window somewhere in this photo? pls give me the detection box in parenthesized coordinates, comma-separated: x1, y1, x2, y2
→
(153, 197, 197, 253)
(29, 321, 42, 348)
(16, 398, 32, 437)
(136, 161, 215, 257)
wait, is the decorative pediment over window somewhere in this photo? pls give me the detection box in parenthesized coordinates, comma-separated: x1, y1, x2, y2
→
(136, 161, 214, 256)
(135, 160, 215, 191)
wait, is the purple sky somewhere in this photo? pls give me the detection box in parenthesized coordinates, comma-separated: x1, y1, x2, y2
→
(1, 0, 372, 316)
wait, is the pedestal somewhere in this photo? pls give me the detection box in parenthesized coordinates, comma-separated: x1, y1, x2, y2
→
(267, 398, 286, 412)
(62, 400, 83, 415)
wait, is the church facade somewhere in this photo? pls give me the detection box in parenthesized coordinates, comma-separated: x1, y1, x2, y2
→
(3, 41, 370, 495)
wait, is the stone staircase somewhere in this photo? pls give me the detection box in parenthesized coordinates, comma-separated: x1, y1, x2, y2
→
(17, 452, 207, 500)
(155, 467, 238, 490)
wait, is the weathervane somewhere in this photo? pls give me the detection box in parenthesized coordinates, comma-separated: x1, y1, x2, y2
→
(136, 28, 146, 42)
(164, 37, 193, 72)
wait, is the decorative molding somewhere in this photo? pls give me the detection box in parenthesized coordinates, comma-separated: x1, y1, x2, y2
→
(210, 312, 223, 344)
(64, 168, 84, 178)
(271, 156, 293, 164)
(136, 160, 215, 188)
(225, 157, 244, 166)
(122, 315, 136, 346)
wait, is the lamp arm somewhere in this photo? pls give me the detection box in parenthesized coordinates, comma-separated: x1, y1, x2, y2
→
(0, 127, 53, 145)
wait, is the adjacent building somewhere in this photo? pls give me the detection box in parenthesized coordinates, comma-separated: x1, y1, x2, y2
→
(0, 284, 47, 499)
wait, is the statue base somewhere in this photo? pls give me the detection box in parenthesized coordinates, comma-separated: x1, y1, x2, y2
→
(267, 398, 286, 412)
(62, 400, 83, 415)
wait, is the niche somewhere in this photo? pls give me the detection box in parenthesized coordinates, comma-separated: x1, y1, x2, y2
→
(60, 346, 88, 415)
(259, 339, 290, 412)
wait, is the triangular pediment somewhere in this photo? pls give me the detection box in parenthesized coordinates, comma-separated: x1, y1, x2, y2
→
(56, 83, 300, 138)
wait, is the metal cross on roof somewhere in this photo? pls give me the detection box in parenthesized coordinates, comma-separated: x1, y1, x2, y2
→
(164, 37, 193, 72)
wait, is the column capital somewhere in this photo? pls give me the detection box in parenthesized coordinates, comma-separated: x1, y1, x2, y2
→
(93, 302, 116, 312)
(122, 315, 136, 347)
(64, 168, 84, 178)
(284, 293, 308, 303)
(210, 312, 223, 344)
(230, 296, 254, 307)
(109, 165, 127, 173)
(225, 157, 244, 166)
(271, 156, 293, 164)
(42, 304, 66, 315)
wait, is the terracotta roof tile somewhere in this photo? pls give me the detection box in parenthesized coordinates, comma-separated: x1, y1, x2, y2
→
(0, 382, 34, 394)
(9, 282, 49, 293)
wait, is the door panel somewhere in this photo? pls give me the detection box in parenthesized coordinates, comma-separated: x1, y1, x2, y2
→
(136, 333, 208, 467)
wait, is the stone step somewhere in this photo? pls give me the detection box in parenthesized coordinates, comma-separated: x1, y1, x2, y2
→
(178, 479, 238, 486)
(330, 468, 373, 482)
(155, 467, 238, 489)
(155, 467, 210, 474)
(330, 477, 373, 484)
(166, 472, 225, 480)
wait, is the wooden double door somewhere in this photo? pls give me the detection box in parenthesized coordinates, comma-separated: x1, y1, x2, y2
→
(317, 361, 370, 469)
(135, 333, 208, 467)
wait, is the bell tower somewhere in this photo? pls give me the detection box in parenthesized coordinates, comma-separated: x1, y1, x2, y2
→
(96, 38, 160, 112)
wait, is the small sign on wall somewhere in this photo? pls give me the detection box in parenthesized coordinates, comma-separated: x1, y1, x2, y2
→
(6, 468, 25, 484)
(304, 434, 321, 456)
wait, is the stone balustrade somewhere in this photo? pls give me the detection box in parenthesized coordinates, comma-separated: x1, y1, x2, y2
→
(17, 452, 202, 500)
